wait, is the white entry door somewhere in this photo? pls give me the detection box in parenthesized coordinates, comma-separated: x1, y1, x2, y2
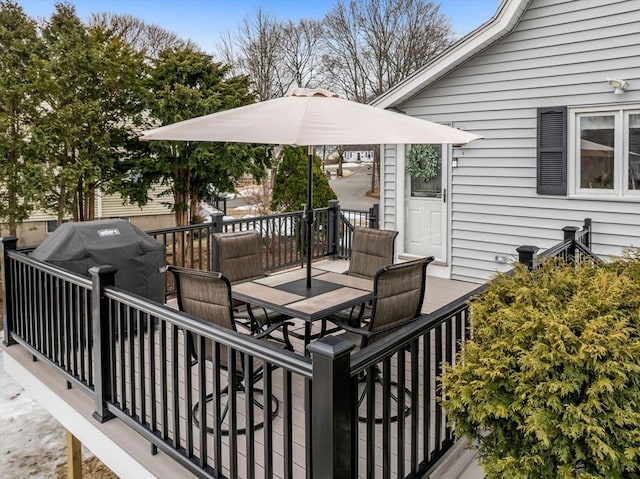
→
(404, 144, 447, 261)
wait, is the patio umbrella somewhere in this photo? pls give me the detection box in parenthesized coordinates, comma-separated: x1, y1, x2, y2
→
(140, 88, 482, 291)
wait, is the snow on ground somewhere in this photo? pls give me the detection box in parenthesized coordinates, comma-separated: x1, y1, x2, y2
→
(0, 352, 67, 478)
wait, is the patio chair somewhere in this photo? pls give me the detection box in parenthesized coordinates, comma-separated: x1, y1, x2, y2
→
(326, 256, 433, 422)
(212, 230, 287, 333)
(169, 266, 292, 435)
(328, 227, 399, 328)
(349, 227, 399, 279)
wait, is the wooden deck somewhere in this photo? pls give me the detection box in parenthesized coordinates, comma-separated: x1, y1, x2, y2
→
(3, 269, 480, 479)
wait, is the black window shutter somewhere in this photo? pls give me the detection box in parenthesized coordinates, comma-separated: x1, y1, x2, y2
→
(537, 106, 567, 195)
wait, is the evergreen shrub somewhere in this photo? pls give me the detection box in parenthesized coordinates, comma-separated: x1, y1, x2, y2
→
(442, 253, 640, 479)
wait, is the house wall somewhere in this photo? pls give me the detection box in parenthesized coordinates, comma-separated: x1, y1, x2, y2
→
(11, 184, 174, 246)
(384, 0, 640, 283)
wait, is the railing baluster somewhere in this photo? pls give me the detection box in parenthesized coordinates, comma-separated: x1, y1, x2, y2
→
(212, 342, 222, 473)
(197, 335, 207, 469)
(139, 310, 146, 425)
(263, 361, 274, 478)
(228, 348, 238, 478)
(410, 340, 419, 473)
(397, 348, 406, 477)
(445, 318, 453, 443)
(383, 357, 391, 479)
(283, 369, 293, 479)
(425, 329, 432, 462)
(160, 321, 169, 440)
(184, 329, 193, 458)
(172, 324, 180, 449)
(435, 324, 443, 452)
(149, 314, 157, 438)
(245, 355, 256, 479)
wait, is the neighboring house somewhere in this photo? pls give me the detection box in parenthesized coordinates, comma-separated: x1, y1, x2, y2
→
(326, 145, 375, 163)
(12, 184, 175, 246)
(343, 147, 374, 162)
(373, 0, 640, 283)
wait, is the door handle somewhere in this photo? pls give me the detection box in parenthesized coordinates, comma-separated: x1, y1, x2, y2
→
(443, 188, 447, 203)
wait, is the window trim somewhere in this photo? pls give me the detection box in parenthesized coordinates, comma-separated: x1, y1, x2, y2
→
(569, 105, 640, 200)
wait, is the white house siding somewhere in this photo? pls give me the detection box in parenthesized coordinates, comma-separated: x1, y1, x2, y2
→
(382, 143, 398, 230)
(386, 0, 640, 283)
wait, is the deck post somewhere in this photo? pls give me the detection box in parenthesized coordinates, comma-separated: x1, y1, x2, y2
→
(563, 226, 580, 261)
(90, 265, 117, 423)
(65, 430, 82, 479)
(516, 245, 539, 271)
(1, 237, 18, 346)
(327, 199, 340, 258)
(210, 212, 224, 233)
(582, 218, 592, 249)
(369, 203, 379, 229)
(307, 336, 355, 478)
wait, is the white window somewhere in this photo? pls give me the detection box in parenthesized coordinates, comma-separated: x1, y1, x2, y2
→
(572, 107, 640, 197)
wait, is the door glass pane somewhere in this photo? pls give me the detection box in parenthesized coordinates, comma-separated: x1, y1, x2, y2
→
(580, 115, 615, 189)
(629, 114, 640, 190)
(409, 144, 442, 198)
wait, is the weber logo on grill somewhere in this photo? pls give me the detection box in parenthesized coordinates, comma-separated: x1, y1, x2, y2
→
(97, 228, 121, 237)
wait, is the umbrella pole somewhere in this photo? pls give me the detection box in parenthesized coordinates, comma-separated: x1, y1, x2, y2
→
(306, 146, 314, 289)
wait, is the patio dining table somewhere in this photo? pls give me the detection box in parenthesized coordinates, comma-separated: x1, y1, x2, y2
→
(231, 265, 372, 352)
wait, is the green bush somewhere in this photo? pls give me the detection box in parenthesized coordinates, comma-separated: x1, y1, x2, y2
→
(442, 255, 640, 479)
(271, 146, 337, 212)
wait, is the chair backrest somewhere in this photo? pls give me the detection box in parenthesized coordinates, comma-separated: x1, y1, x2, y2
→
(348, 227, 399, 279)
(363, 256, 434, 348)
(213, 230, 265, 283)
(169, 266, 241, 371)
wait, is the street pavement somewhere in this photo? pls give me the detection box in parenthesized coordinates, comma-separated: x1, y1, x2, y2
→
(327, 163, 378, 211)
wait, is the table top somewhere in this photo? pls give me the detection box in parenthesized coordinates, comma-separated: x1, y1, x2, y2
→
(232, 267, 373, 322)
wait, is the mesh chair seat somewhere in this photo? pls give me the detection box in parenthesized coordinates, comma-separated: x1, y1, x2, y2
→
(169, 266, 291, 435)
(327, 256, 434, 422)
(213, 230, 288, 332)
(327, 227, 398, 327)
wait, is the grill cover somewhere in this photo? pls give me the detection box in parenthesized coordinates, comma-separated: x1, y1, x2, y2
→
(31, 219, 166, 303)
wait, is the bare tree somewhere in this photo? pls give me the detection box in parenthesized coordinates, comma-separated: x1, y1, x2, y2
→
(217, 8, 284, 101)
(322, 0, 453, 195)
(217, 9, 327, 100)
(89, 13, 198, 58)
(322, 0, 454, 102)
(280, 18, 325, 91)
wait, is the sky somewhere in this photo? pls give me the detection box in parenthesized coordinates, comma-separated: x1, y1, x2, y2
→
(17, 0, 501, 54)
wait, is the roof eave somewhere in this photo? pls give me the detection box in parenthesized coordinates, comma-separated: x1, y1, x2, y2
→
(371, 0, 532, 109)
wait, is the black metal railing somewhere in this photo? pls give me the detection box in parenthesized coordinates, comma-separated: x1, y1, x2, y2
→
(146, 201, 376, 275)
(517, 218, 601, 270)
(1, 218, 600, 478)
(3, 242, 314, 478)
(334, 203, 379, 259)
(3, 248, 95, 394)
(346, 290, 482, 477)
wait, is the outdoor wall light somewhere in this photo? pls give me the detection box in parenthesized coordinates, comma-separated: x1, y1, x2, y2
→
(452, 158, 458, 167)
(607, 78, 629, 94)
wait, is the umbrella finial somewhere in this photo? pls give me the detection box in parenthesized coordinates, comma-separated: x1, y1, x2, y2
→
(288, 87, 340, 98)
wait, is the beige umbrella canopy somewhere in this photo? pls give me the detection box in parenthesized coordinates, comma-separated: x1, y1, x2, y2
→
(141, 87, 481, 145)
(140, 88, 482, 290)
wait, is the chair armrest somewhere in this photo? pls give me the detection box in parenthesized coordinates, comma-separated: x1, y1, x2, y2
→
(325, 317, 372, 338)
(255, 321, 294, 351)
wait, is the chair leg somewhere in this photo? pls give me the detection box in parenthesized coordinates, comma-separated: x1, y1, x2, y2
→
(356, 367, 411, 424)
(192, 382, 280, 436)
